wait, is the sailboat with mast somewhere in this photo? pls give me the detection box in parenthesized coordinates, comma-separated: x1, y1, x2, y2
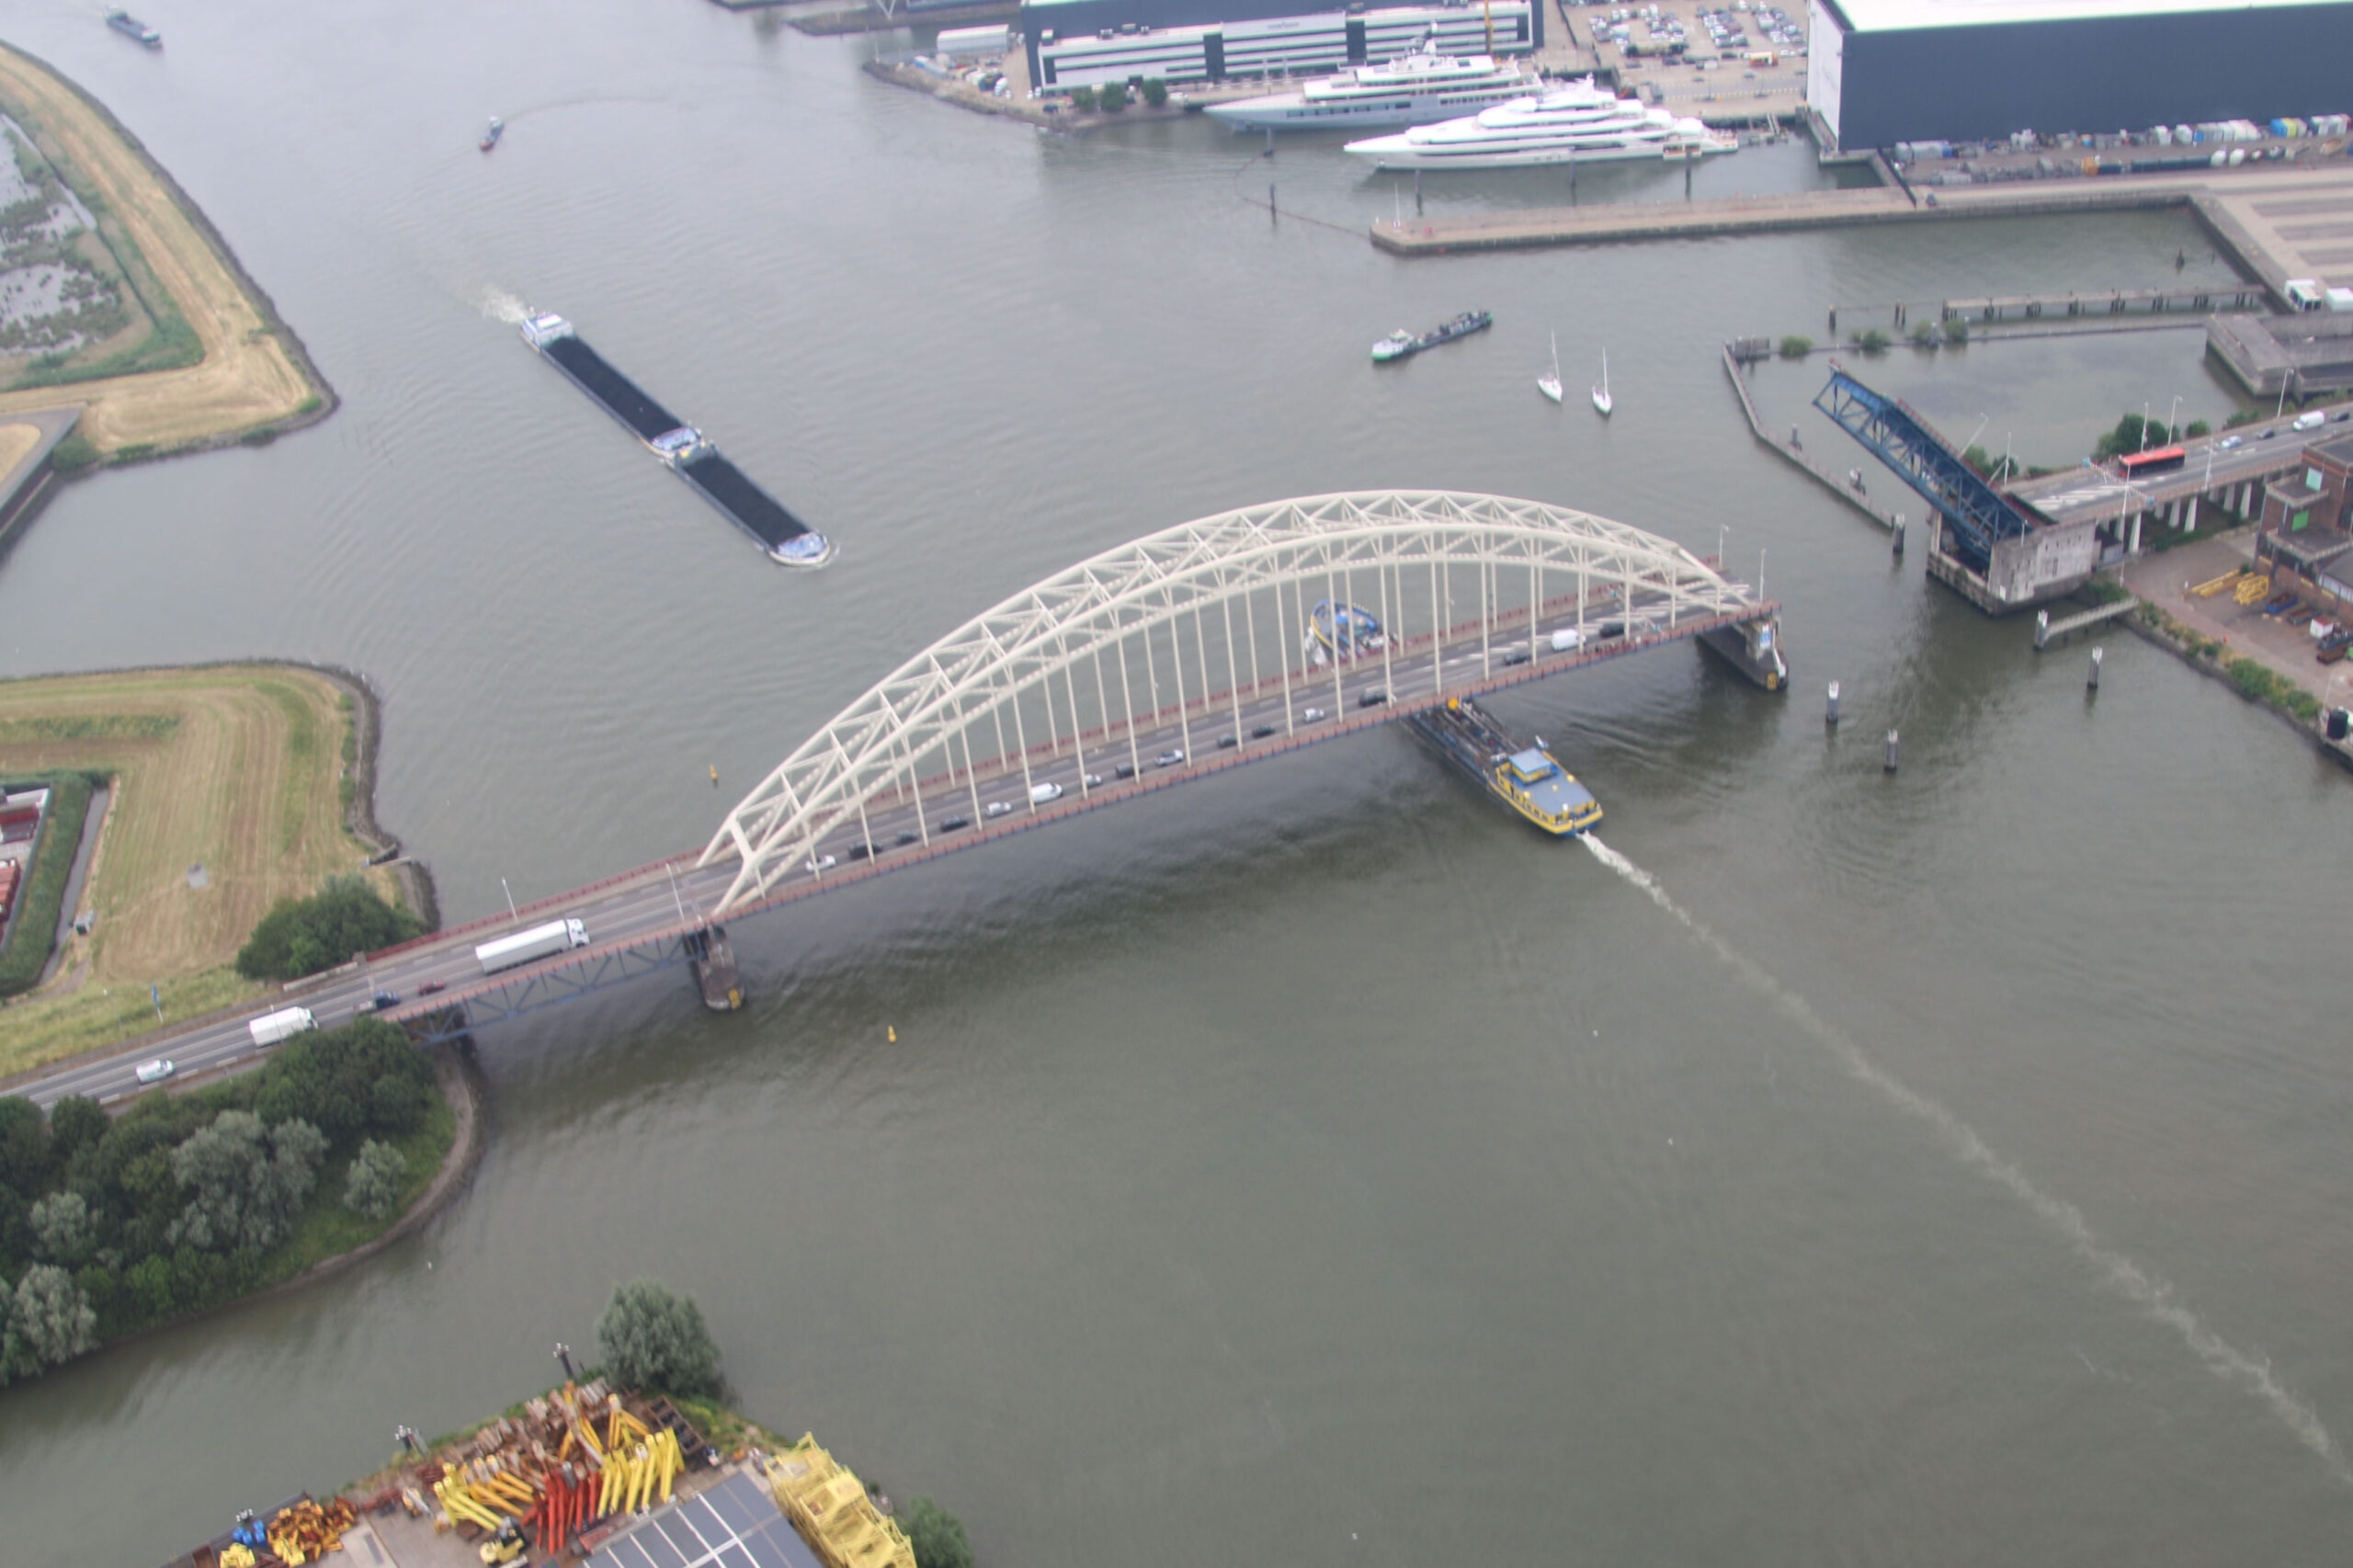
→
(1538, 331, 1563, 403)
(1591, 348, 1612, 416)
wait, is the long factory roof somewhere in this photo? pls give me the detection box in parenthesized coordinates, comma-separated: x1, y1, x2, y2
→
(1820, 0, 2345, 34)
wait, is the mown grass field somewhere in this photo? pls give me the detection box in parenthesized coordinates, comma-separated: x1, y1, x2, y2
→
(0, 665, 399, 1079)
(0, 43, 322, 457)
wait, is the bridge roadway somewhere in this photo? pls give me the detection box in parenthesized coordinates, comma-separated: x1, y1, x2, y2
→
(2007, 410, 2327, 527)
(13, 574, 1773, 1112)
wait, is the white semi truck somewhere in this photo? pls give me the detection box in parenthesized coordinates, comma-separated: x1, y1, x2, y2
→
(248, 1006, 318, 1046)
(475, 917, 589, 974)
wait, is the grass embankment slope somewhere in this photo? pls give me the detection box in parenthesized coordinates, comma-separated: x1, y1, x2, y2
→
(0, 665, 400, 1079)
(0, 42, 327, 459)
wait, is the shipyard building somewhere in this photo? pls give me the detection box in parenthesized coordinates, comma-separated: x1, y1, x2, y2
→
(1806, 0, 2353, 151)
(1022, 0, 1539, 92)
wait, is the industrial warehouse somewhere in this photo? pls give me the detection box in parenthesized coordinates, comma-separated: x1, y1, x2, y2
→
(1020, 0, 1538, 91)
(1805, 0, 2353, 150)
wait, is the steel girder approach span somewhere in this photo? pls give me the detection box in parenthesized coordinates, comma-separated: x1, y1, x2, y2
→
(700, 489, 1773, 915)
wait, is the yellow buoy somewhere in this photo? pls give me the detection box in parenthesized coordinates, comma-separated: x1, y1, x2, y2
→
(887, 1025, 897, 1042)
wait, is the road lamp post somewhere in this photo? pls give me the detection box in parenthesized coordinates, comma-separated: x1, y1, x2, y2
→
(2167, 393, 2182, 446)
(2141, 400, 2152, 452)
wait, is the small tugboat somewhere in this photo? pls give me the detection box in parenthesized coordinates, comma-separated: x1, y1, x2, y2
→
(1370, 309, 1492, 364)
(1407, 697, 1603, 836)
(480, 116, 505, 153)
(106, 9, 162, 47)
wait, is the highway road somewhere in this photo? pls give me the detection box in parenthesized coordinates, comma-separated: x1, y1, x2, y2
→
(13, 573, 1751, 1112)
(2012, 408, 2347, 525)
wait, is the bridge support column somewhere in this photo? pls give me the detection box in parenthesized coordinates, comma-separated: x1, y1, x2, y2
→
(2129, 511, 2142, 556)
(2182, 494, 2198, 533)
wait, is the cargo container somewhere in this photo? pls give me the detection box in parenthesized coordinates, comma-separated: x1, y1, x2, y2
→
(249, 1006, 318, 1046)
(475, 917, 589, 973)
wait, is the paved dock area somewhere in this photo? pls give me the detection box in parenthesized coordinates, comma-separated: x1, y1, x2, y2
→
(2120, 531, 2353, 717)
(1373, 162, 2353, 299)
(1561, 0, 1810, 124)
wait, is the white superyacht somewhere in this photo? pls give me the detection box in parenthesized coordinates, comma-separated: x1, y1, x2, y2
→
(1343, 78, 1735, 169)
(1206, 31, 1536, 132)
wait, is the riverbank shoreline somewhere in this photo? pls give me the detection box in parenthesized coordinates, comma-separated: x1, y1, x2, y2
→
(73, 1042, 483, 1369)
(2113, 532, 2353, 762)
(0, 43, 336, 463)
(0, 658, 438, 1089)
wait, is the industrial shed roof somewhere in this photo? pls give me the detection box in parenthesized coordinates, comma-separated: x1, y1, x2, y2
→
(1821, 0, 2345, 33)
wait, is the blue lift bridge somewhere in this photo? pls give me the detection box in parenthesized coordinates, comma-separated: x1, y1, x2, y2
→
(1813, 366, 2040, 574)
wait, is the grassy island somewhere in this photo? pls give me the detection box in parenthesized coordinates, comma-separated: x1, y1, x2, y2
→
(0, 664, 420, 1081)
(0, 42, 331, 463)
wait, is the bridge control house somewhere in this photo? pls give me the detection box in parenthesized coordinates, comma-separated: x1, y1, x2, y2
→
(1022, 0, 1539, 92)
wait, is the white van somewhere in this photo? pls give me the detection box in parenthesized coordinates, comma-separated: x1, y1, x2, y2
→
(1029, 781, 1064, 803)
(2292, 410, 2327, 432)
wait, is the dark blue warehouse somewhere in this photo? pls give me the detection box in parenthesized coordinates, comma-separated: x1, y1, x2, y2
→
(1805, 0, 2353, 151)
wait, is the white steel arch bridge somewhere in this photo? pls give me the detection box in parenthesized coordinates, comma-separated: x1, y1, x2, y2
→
(699, 489, 1780, 917)
(26, 490, 1789, 1097)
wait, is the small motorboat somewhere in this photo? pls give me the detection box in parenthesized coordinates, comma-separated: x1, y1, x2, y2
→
(480, 116, 505, 153)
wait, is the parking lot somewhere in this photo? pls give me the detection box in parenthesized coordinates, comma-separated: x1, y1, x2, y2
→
(1557, 0, 1811, 122)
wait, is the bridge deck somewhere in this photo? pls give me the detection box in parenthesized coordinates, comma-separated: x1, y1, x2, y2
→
(384, 586, 1774, 1044)
(28, 552, 1777, 1092)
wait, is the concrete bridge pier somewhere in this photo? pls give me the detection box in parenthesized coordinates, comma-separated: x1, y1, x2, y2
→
(688, 926, 743, 1012)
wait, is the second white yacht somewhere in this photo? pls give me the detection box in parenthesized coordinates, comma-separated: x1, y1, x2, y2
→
(1344, 79, 1735, 169)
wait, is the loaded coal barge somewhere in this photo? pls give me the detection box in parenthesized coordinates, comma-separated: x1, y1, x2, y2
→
(519, 311, 833, 567)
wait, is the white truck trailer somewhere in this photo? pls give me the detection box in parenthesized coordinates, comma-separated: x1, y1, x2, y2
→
(248, 1006, 318, 1046)
(475, 917, 589, 974)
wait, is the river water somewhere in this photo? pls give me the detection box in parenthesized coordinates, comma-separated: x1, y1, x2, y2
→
(2, 3, 2348, 1563)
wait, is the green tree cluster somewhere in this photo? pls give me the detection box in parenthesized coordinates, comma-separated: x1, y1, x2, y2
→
(0, 1018, 438, 1382)
(1856, 327, 1892, 354)
(597, 1278, 722, 1397)
(1069, 85, 1097, 111)
(901, 1497, 975, 1568)
(1141, 77, 1168, 108)
(1097, 81, 1129, 111)
(343, 1140, 408, 1221)
(236, 873, 424, 983)
(2091, 412, 2208, 461)
(1777, 335, 1813, 358)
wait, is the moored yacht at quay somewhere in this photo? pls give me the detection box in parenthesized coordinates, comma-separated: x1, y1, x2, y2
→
(1344, 78, 1736, 169)
(1206, 32, 1537, 131)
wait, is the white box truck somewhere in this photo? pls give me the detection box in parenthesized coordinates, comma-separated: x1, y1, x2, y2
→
(249, 1006, 317, 1046)
(475, 917, 588, 974)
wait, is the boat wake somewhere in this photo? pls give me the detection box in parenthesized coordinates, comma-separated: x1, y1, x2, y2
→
(1579, 832, 2351, 1483)
(477, 288, 529, 324)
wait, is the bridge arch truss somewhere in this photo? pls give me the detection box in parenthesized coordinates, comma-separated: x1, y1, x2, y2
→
(701, 490, 1758, 915)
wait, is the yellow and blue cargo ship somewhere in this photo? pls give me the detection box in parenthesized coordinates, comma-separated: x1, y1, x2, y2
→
(1406, 696, 1602, 836)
